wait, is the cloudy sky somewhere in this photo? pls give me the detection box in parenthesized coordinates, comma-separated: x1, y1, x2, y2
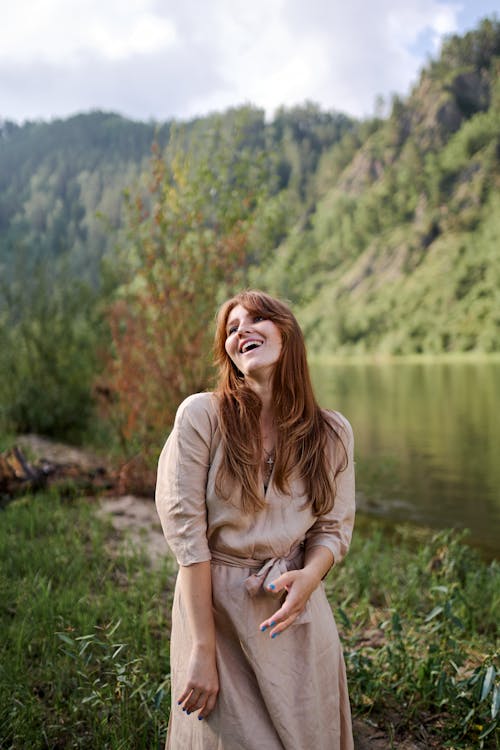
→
(1, 0, 498, 124)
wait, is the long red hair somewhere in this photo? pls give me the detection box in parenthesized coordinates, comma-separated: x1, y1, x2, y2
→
(213, 290, 347, 514)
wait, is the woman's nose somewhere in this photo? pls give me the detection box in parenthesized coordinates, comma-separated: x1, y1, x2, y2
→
(237, 321, 252, 334)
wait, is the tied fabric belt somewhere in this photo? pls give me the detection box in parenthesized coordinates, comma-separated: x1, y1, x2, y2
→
(210, 543, 312, 624)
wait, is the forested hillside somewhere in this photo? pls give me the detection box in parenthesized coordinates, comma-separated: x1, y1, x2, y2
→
(0, 106, 351, 281)
(0, 18, 499, 441)
(258, 18, 500, 354)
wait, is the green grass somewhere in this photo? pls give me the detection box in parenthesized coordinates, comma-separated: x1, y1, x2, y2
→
(330, 517, 500, 748)
(0, 489, 173, 749)
(0, 492, 498, 749)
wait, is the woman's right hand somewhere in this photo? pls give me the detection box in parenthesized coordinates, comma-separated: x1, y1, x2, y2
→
(177, 643, 219, 720)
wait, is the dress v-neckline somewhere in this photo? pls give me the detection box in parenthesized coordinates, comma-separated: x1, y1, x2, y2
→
(263, 464, 275, 499)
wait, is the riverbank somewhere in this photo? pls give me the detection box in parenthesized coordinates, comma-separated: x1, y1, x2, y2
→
(0, 491, 498, 748)
(309, 352, 500, 365)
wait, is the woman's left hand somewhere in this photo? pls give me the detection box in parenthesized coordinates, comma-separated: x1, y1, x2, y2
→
(258, 567, 320, 637)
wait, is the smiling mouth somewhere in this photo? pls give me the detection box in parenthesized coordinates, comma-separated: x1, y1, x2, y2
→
(240, 340, 263, 354)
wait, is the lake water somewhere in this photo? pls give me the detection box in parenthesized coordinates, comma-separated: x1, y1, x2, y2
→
(312, 359, 500, 559)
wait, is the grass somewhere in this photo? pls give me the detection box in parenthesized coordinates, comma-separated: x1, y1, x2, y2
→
(0, 489, 173, 749)
(0, 491, 498, 749)
(330, 517, 500, 747)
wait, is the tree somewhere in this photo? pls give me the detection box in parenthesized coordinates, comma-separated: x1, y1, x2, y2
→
(99, 133, 264, 466)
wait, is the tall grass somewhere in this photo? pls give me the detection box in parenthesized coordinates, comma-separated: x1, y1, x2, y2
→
(0, 492, 498, 748)
(330, 519, 499, 747)
(0, 489, 173, 749)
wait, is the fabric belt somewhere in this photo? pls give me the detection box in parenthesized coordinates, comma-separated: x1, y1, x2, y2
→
(210, 543, 312, 625)
(210, 543, 303, 596)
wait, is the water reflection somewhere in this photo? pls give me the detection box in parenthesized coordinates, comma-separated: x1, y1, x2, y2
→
(312, 360, 500, 558)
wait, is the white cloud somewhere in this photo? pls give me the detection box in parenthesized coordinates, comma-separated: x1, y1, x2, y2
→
(0, 0, 480, 123)
(1, 0, 177, 65)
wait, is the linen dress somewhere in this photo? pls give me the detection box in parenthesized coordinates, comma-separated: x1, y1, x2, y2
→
(155, 392, 355, 750)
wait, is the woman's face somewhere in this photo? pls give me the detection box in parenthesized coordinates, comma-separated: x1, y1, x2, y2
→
(224, 304, 282, 382)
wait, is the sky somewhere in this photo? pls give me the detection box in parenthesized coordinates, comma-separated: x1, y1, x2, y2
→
(1, 0, 498, 124)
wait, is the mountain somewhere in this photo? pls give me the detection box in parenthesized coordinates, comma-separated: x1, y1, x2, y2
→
(1, 18, 499, 356)
(265, 18, 500, 354)
(0, 111, 172, 282)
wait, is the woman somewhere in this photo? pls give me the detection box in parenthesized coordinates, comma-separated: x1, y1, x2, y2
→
(155, 290, 355, 750)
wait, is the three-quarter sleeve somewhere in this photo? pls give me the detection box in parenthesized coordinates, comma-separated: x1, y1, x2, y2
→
(304, 413, 355, 566)
(155, 393, 214, 566)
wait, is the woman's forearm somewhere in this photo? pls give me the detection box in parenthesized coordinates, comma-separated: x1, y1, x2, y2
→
(303, 544, 334, 584)
(177, 561, 219, 717)
(179, 561, 216, 649)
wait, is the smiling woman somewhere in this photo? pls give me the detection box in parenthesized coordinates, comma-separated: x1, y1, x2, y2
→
(224, 304, 283, 382)
(155, 290, 356, 750)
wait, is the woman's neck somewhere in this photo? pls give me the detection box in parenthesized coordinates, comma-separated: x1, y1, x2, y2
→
(244, 378, 274, 435)
(245, 375, 272, 412)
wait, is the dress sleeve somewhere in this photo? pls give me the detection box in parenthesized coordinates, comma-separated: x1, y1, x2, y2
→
(304, 413, 355, 567)
(155, 394, 213, 566)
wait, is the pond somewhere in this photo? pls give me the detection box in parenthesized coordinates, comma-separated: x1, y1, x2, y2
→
(312, 359, 500, 559)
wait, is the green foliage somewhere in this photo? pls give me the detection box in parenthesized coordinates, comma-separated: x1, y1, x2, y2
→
(99, 126, 267, 460)
(0, 261, 103, 441)
(0, 19, 499, 433)
(288, 19, 500, 355)
(55, 622, 169, 747)
(0, 112, 170, 284)
(0, 491, 173, 749)
(329, 526, 500, 747)
(1, 492, 497, 748)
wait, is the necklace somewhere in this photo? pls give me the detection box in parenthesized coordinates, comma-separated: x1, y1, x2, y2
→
(263, 447, 275, 491)
(263, 447, 275, 466)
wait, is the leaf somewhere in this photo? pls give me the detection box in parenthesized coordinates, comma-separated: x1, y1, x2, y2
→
(391, 611, 402, 635)
(430, 585, 449, 594)
(450, 614, 465, 630)
(107, 619, 122, 637)
(154, 687, 165, 709)
(492, 684, 500, 719)
(337, 607, 351, 629)
(425, 605, 443, 622)
(462, 707, 475, 726)
(57, 632, 75, 646)
(480, 665, 496, 702)
(112, 643, 127, 660)
(478, 721, 498, 740)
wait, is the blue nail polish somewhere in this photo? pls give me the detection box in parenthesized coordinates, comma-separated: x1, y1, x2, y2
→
(271, 632, 280, 639)
(270, 620, 276, 626)
(186, 710, 191, 715)
(260, 624, 267, 631)
(268, 583, 275, 590)
(198, 716, 204, 721)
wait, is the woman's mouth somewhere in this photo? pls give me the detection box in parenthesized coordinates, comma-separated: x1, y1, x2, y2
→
(240, 339, 263, 354)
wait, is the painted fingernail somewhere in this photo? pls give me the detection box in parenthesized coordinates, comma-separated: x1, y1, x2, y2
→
(271, 632, 280, 639)
(268, 583, 275, 590)
(198, 716, 204, 721)
(186, 710, 191, 715)
(270, 620, 276, 626)
(260, 624, 267, 631)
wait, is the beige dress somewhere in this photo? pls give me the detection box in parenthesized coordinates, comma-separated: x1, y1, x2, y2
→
(155, 392, 355, 750)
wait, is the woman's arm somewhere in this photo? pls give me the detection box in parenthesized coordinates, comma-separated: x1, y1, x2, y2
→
(155, 395, 219, 718)
(176, 562, 219, 719)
